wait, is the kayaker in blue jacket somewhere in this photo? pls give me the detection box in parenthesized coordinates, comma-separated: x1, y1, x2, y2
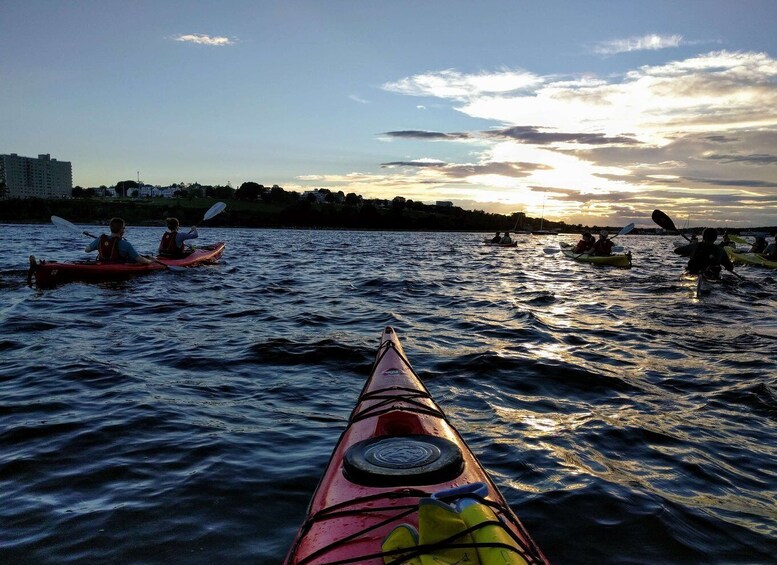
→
(687, 228, 734, 278)
(159, 217, 198, 258)
(85, 217, 152, 264)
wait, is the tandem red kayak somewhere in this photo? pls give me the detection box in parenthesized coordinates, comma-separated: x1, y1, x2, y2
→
(29, 242, 225, 287)
(285, 327, 548, 565)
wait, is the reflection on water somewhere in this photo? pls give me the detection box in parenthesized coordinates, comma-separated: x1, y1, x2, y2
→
(0, 225, 776, 563)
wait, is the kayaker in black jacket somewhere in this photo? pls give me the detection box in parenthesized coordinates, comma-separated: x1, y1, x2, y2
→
(687, 228, 735, 278)
(750, 236, 768, 254)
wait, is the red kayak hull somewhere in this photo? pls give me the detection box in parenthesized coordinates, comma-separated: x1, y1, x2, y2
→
(32, 242, 225, 287)
(285, 327, 547, 564)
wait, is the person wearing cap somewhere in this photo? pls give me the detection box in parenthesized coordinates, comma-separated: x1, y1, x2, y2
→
(750, 235, 767, 254)
(687, 228, 734, 278)
(573, 232, 595, 254)
(592, 230, 614, 256)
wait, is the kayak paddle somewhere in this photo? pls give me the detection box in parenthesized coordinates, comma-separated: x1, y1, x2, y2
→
(51, 215, 98, 239)
(189, 201, 226, 232)
(652, 210, 692, 242)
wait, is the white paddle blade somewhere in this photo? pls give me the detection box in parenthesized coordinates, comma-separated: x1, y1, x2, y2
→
(51, 215, 80, 232)
(619, 222, 635, 236)
(203, 202, 226, 221)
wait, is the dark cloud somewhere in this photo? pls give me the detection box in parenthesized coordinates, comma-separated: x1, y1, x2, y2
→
(380, 160, 549, 178)
(443, 161, 551, 179)
(382, 130, 470, 140)
(486, 126, 641, 145)
(381, 161, 447, 168)
(528, 186, 579, 196)
(684, 177, 777, 188)
(702, 135, 738, 143)
(703, 153, 777, 165)
(383, 126, 640, 146)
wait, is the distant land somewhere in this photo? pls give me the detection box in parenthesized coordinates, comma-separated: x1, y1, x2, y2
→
(1, 189, 775, 236)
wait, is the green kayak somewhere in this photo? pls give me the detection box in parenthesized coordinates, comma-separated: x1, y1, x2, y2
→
(725, 246, 777, 269)
(559, 243, 632, 267)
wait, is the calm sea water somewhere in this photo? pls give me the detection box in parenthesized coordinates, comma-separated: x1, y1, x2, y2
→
(1, 224, 776, 564)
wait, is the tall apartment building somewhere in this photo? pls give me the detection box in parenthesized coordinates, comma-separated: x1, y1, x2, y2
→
(0, 153, 73, 199)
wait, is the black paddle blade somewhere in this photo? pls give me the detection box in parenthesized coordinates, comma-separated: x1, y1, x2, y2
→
(652, 209, 677, 231)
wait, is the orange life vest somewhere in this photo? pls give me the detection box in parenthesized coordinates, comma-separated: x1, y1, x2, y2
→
(159, 232, 184, 257)
(98, 234, 122, 262)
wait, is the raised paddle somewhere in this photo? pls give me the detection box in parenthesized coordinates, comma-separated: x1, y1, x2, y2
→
(652, 209, 747, 282)
(652, 210, 692, 242)
(50, 215, 182, 271)
(189, 201, 226, 232)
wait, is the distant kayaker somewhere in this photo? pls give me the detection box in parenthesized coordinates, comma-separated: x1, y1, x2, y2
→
(490, 231, 502, 243)
(85, 217, 152, 264)
(762, 234, 777, 260)
(500, 231, 513, 244)
(592, 230, 614, 256)
(159, 217, 198, 258)
(687, 228, 734, 278)
(750, 235, 768, 254)
(573, 232, 595, 254)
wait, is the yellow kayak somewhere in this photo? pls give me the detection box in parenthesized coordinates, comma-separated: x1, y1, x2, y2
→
(725, 246, 777, 269)
(559, 243, 632, 267)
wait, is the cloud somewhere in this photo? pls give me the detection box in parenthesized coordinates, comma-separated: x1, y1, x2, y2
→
(363, 50, 777, 225)
(593, 34, 684, 56)
(683, 177, 777, 188)
(382, 130, 471, 140)
(383, 68, 542, 100)
(349, 94, 369, 104)
(702, 153, 777, 165)
(487, 126, 640, 146)
(381, 159, 447, 168)
(174, 34, 235, 46)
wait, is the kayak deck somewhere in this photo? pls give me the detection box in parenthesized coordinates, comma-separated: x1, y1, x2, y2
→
(285, 327, 547, 565)
(31, 242, 225, 286)
(560, 248, 632, 267)
(725, 246, 777, 269)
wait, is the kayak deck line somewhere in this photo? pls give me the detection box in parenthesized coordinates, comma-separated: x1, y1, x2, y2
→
(293, 488, 540, 565)
(285, 327, 548, 565)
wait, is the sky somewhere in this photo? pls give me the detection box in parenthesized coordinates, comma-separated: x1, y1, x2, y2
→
(2, 0, 777, 228)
